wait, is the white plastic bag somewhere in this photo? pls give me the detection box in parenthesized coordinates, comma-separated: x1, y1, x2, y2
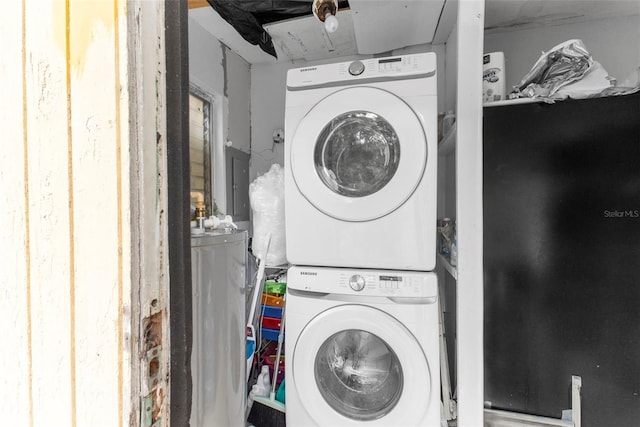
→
(511, 39, 596, 99)
(249, 164, 287, 266)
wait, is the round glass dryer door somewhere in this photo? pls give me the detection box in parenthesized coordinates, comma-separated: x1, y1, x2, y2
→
(290, 87, 428, 222)
(314, 111, 400, 199)
(292, 305, 432, 425)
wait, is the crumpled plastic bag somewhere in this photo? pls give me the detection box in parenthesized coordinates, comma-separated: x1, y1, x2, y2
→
(510, 39, 614, 101)
(601, 65, 640, 97)
(619, 66, 640, 89)
(554, 60, 615, 100)
(249, 163, 286, 266)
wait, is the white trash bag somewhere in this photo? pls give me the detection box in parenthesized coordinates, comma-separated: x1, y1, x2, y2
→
(249, 164, 287, 266)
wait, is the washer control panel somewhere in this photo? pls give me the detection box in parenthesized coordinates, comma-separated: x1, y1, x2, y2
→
(288, 266, 437, 298)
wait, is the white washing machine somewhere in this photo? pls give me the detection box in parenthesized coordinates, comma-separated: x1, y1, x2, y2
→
(285, 266, 440, 426)
(284, 53, 438, 271)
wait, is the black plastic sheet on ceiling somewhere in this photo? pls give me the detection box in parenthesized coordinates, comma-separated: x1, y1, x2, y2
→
(206, 0, 350, 58)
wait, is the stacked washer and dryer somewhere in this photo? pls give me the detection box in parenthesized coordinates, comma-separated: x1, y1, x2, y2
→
(284, 53, 441, 426)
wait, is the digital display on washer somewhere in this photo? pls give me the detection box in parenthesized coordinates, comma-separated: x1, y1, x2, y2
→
(378, 58, 402, 64)
(379, 275, 403, 281)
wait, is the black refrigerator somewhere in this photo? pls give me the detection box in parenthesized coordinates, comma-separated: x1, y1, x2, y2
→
(483, 93, 640, 427)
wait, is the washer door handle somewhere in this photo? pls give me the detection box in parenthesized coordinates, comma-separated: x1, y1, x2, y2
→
(288, 288, 330, 298)
(387, 296, 437, 305)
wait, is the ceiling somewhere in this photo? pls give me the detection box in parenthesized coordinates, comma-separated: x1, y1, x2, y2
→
(188, 0, 640, 65)
(484, 0, 640, 33)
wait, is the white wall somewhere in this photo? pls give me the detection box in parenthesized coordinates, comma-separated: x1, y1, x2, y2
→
(249, 60, 292, 182)
(188, 17, 225, 96)
(249, 44, 446, 182)
(484, 15, 640, 91)
(226, 50, 252, 154)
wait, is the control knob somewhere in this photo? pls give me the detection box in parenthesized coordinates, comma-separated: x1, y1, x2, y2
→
(348, 60, 365, 76)
(349, 274, 366, 292)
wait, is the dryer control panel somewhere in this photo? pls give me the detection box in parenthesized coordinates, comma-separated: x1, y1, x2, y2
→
(286, 52, 437, 94)
(288, 266, 438, 298)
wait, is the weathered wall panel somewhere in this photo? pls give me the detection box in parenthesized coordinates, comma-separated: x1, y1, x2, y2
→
(26, 0, 74, 423)
(129, 1, 171, 426)
(68, 1, 122, 425)
(0, 0, 138, 426)
(0, 1, 31, 425)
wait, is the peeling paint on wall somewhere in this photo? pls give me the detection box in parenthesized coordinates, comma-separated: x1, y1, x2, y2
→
(141, 311, 163, 426)
(143, 311, 163, 354)
(54, 0, 115, 76)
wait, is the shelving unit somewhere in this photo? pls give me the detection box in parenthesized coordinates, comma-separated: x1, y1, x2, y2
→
(438, 122, 457, 156)
(437, 113, 457, 283)
(437, 253, 458, 280)
(437, 122, 458, 281)
(436, 101, 460, 424)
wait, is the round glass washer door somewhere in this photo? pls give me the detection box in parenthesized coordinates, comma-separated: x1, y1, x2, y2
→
(292, 305, 432, 425)
(290, 86, 428, 222)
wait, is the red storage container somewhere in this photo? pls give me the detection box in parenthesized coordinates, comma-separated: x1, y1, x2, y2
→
(262, 316, 282, 330)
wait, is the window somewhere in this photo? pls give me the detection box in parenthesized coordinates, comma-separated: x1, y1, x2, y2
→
(189, 90, 217, 217)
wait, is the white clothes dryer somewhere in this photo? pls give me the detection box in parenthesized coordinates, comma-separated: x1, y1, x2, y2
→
(285, 266, 440, 427)
(285, 53, 438, 271)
